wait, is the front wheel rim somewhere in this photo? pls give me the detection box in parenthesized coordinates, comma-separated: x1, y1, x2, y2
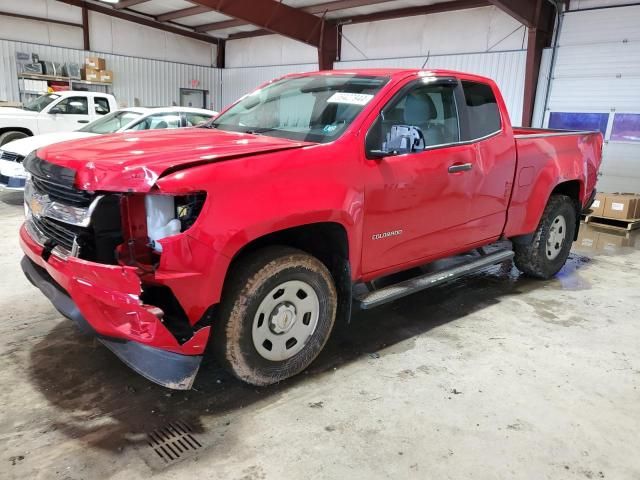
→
(546, 214, 567, 260)
(252, 280, 320, 361)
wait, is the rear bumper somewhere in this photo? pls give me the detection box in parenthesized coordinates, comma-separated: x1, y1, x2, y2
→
(19, 222, 211, 389)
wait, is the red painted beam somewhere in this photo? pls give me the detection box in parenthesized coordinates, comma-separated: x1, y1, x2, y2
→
(225, 0, 490, 38)
(194, 0, 396, 33)
(82, 4, 90, 51)
(521, 0, 556, 126)
(342, 0, 490, 24)
(487, 0, 537, 27)
(157, 5, 211, 22)
(189, 0, 338, 68)
(188, 0, 325, 46)
(55, 0, 220, 45)
(114, 0, 151, 10)
(0, 9, 82, 28)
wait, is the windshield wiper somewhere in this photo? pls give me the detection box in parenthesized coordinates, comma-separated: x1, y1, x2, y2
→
(244, 128, 276, 135)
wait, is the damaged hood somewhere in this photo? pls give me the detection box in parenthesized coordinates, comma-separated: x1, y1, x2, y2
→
(37, 128, 313, 192)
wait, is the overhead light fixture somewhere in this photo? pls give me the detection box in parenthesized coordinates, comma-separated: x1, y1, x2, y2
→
(100, 0, 119, 4)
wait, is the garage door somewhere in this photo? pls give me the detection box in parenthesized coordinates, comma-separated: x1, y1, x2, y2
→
(542, 4, 640, 193)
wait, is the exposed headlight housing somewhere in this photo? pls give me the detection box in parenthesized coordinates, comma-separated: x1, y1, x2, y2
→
(145, 193, 206, 252)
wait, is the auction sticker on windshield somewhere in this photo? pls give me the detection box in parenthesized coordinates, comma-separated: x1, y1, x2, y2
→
(327, 92, 374, 106)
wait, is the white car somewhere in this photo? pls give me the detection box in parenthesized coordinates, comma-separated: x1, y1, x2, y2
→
(0, 91, 119, 146)
(0, 106, 217, 191)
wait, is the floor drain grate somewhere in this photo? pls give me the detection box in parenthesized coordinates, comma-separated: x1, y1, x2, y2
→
(147, 421, 203, 464)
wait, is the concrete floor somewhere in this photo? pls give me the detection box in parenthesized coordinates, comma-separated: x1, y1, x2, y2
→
(1, 193, 639, 480)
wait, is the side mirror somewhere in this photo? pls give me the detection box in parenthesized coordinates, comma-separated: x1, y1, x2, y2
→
(49, 106, 62, 114)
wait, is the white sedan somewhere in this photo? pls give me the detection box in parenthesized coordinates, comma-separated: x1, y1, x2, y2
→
(0, 106, 217, 191)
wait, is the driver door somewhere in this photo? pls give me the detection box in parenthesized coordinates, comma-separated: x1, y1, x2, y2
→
(361, 78, 479, 274)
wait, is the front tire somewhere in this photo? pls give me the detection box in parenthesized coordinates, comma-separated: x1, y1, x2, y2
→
(0, 130, 29, 146)
(514, 195, 577, 279)
(214, 246, 337, 386)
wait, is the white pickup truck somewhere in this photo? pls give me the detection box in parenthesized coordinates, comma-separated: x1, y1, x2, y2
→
(0, 91, 118, 146)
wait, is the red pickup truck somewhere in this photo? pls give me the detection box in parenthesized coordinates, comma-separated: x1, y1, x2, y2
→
(20, 69, 602, 389)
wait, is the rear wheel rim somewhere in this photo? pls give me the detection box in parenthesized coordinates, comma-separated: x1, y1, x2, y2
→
(252, 280, 320, 361)
(546, 214, 567, 260)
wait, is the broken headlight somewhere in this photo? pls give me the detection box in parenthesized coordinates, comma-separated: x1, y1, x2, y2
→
(144, 193, 206, 252)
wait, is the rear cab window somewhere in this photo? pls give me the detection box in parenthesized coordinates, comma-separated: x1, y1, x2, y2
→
(460, 80, 502, 140)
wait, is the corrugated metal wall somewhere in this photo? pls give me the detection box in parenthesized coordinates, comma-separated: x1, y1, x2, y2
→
(335, 50, 527, 126)
(542, 4, 640, 193)
(0, 39, 221, 110)
(219, 63, 318, 109)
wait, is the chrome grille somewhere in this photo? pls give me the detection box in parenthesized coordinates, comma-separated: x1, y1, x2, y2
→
(0, 150, 24, 163)
(31, 175, 94, 208)
(30, 215, 82, 254)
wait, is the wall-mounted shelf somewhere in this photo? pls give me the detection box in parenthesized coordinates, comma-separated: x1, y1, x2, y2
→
(18, 73, 112, 87)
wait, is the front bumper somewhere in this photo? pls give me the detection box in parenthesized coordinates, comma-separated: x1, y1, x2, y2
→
(19, 224, 211, 389)
(0, 159, 26, 191)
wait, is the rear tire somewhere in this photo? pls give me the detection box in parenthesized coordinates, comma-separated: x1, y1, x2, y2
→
(0, 130, 29, 146)
(514, 195, 577, 279)
(214, 246, 337, 386)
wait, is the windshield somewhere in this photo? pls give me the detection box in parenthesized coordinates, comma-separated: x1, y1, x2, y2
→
(210, 74, 389, 143)
(23, 94, 60, 112)
(78, 110, 143, 134)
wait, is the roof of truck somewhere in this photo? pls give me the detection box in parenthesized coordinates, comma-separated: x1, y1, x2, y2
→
(283, 68, 495, 84)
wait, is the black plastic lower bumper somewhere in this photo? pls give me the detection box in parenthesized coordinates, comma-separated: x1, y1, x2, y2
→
(21, 256, 202, 390)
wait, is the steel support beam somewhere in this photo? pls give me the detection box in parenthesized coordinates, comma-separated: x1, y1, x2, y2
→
(157, 5, 211, 22)
(216, 39, 226, 68)
(225, 0, 489, 38)
(189, 0, 338, 68)
(0, 9, 82, 28)
(487, 0, 537, 27)
(82, 4, 90, 51)
(521, 0, 556, 126)
(194, 0, 397, 32)
(56, 0, 220, 45)
(342, 0, 490, 24)
(114, 0, 151, 9)
(189, 0, 325, 45)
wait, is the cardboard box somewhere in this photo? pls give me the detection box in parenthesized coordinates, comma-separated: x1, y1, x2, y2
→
(82, 67, 100, 82)
(99, 70, 113, 83)
(85, 56, 106, 70)
(588, 193, 607, 217)
(603, 194, 639, 220)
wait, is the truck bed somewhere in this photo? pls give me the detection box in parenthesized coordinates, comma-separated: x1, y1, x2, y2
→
(504, 127, 603, 238)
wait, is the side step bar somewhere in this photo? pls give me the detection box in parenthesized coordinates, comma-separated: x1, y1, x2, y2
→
(355, 249, 514, 310)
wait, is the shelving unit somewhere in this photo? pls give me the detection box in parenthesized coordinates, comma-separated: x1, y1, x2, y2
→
(17, 72, 113, 103)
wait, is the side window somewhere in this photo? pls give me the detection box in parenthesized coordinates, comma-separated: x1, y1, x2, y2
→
(366, 83, 460, 155)
(54, 97, 88, 115)
(185, 113, 213, 126)
(130, 113, 182, 131)
(94, 97, 111, 115)
(461, 81, 501, 139)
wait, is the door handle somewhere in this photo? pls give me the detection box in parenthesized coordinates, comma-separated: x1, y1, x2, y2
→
(77, 120, 90, 124)
(448, 163, 473, 173)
